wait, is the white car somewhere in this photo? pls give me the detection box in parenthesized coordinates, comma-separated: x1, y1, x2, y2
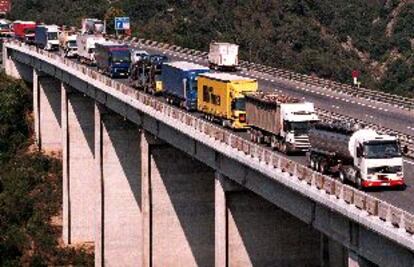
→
(131, 49, 149, 64)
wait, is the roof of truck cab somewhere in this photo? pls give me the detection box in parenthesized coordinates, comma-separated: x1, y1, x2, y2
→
(164, 61, 209, 71)
(199, 72, 255, 82)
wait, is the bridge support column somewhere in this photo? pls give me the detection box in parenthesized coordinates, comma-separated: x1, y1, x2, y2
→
(62, 87, 96, 244)
(348, 251, 377, 267)
(95, 106, 142, 267)
(215, 173, 321, 266)
(320, 234, 348, 267)
(149, 141, 215, 267)
(37, 74, 62, 152)
(3, 46, 22, 79)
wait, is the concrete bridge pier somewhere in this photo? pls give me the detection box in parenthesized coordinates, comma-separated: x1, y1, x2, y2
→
(62, 85, 96, 244)
(94, 105, 143, 266)
(147, 138, 215, 267)
(35, 71, 62, 152)
(214, 172, 321, 266)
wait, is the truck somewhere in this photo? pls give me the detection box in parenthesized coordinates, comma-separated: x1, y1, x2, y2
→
(76, 34, 106, 65)
(245, 92, 319, 153)
(0, 19, 12, 37)
(95, 42, 131, 78)
(307, 122, 406, 189)
(34, 24, 59, 51)
(208, 42, 239, 71)
(59, 31, 78, 57)
(197, 72, 258, 129)
(162, 61, 210, 110)
(81, 18, 104, 35)
(129, 58, 163, 95)
(12, 21, 36, 43)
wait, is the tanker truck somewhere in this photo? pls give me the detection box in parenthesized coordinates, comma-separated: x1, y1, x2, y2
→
(307, 122, 405, 189)
(245, 92, 319, 153)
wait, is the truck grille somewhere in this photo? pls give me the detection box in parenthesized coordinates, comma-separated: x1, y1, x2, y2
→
(294, 134, 310, 149)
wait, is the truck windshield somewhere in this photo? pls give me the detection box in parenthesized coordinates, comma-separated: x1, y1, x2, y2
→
(364, 141, 401, 159)
(286, 121, 312, 133)
(68, 40, 77, 48)
(111, 51, 131, 63)
(231, 98, 245, 111)
(368, 165, 402, 174)
(47, 32, 58, 40)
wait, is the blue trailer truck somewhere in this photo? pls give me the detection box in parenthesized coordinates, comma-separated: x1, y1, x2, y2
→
(162, 61, 209, 110)
(95, 42, 131, 78)
(34, 24, 59, 51)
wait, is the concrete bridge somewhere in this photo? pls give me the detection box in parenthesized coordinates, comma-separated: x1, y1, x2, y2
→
(3, 40, 414, 267)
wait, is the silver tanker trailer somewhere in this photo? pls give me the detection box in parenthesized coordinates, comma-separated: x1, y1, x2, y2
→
(307, 122, 406, 189)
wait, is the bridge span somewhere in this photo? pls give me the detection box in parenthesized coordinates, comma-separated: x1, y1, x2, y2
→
(3, 40, 414, 267)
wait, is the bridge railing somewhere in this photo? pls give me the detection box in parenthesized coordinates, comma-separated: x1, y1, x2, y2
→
(128, 37, 414, 111)
(6, 40, 414, 248)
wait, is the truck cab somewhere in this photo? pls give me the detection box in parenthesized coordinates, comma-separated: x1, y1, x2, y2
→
(280, 103, 319, 152)
(351, 131, 404, 188)
(35, 25, 59, 51)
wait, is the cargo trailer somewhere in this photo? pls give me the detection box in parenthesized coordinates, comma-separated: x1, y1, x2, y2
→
(197, 72, 257, 129)
(245, 92, 319, 153)
(162, 61, 209, 110)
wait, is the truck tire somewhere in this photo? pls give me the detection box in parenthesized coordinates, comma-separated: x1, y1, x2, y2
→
(309, 157, 316, 170)
(319, 161, 328, 174)
(338, 171, 346, 184)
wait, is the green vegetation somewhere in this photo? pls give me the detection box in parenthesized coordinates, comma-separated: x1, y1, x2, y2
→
(0, 73, 93, 266)
(9, 0, 414, 97)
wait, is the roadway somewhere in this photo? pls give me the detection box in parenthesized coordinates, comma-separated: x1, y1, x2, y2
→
(64, 45, 414, 213)
(138, 44, 414, 138)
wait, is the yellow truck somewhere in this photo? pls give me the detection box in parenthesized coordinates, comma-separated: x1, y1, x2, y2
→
(197, 72, 258, 129)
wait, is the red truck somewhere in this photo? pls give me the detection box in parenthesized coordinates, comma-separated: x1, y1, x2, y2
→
(13, 21, 36, 44)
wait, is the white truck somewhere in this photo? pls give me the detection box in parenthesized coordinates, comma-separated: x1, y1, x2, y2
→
(208, 42, 239, 71)
(307, 123, 406, 189)
(59, 31, 78, 58)
(245, 92, 319, 153)
(81, 18, 104, 35)
(76, 34, 105, 65)
(34, 24, 59, 51)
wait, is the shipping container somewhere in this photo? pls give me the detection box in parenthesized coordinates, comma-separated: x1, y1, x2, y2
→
(162, 61, 209, 110)
(197, 72, 257, 129)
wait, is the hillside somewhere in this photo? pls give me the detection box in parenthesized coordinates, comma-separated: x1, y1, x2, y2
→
(9, 0, 414, 97)
(0, 73, 93, 265)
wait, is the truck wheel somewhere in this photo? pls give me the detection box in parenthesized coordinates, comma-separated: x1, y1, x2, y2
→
(319, 161, 327, 174)
(309, 158, 316, 169)
(280, 142, 288, 154)
(338, 171, 346, 183)
(356, 177, 363, 190)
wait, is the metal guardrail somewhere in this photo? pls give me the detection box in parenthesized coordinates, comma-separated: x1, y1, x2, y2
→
(127, 37, 414, 111)
(7, 40, 414, 249)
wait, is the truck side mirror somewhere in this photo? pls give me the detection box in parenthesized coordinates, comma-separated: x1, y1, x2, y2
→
(402, 145, 409, 155)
